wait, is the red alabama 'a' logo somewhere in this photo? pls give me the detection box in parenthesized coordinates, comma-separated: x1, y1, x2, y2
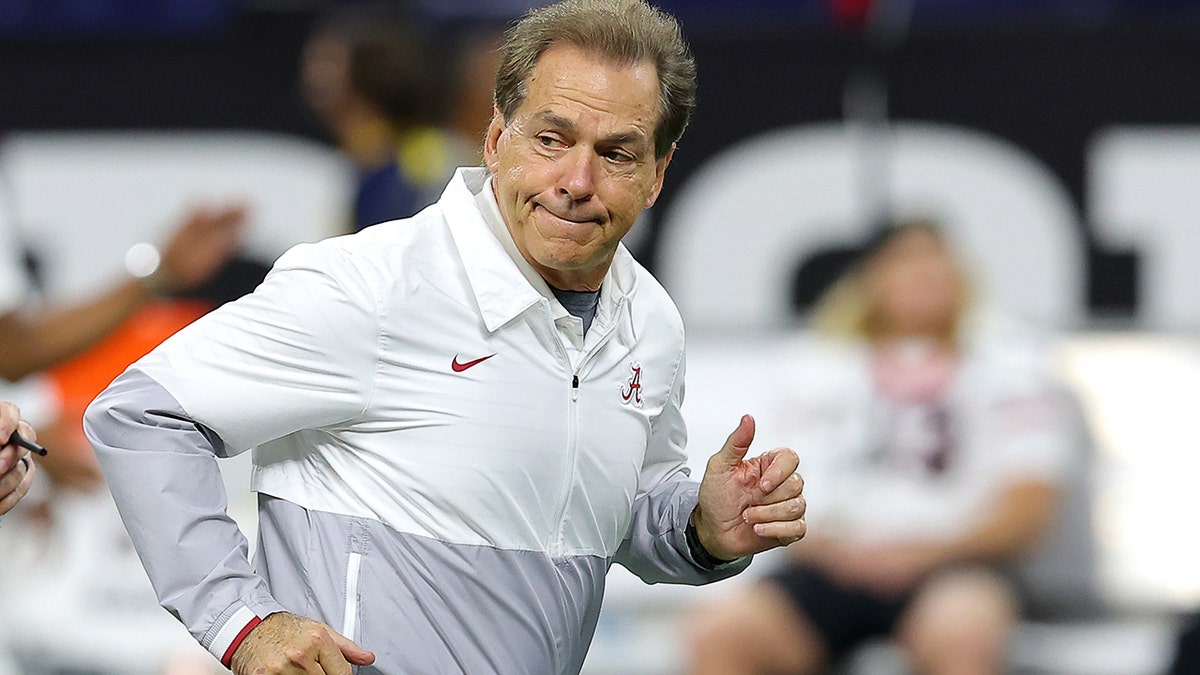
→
(621, 361, 643, 408)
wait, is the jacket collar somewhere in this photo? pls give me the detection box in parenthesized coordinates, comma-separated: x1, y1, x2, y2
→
(440, 168, 639, 336)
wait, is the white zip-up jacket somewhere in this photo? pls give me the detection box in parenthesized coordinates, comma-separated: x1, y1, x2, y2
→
(84, 168, 748, 673)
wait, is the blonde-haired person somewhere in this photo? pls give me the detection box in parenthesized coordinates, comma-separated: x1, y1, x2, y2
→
(812, 218, 970, 344)
(686, 220, 1069, 675)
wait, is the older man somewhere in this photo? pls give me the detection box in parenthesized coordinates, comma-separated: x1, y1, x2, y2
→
(84, 1, 807, 673)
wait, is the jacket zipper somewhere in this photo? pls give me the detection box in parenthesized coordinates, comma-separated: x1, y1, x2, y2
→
(341, 551, 363, 640)
(548, 311, 622, 558)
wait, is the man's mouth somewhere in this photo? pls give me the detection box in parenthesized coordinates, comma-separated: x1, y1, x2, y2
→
(536, 204, 600, 225)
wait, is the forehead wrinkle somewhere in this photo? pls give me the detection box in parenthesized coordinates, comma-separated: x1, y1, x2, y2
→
(532, 110, 577, 133)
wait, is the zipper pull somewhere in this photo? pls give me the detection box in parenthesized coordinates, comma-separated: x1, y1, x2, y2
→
(572, 374, 579, 389)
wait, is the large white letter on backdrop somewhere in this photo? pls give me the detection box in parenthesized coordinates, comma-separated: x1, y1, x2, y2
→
(1090, 127, 1200, 330)
(657, 122, 1086, 331)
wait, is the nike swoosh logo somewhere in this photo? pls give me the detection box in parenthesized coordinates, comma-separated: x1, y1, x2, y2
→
(451, 353, 496, 372)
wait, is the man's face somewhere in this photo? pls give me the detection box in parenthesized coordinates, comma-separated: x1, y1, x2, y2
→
(484, 44, 673, 291)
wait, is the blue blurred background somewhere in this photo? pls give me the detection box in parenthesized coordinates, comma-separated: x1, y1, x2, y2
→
(3, 0, 1200, 37)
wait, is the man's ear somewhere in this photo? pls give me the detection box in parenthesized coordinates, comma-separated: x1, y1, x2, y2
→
(483, 105, 506, 173)
(645, 143, 676, 208)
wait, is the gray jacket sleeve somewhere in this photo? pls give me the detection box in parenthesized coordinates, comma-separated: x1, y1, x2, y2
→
(84, 368, 287, 663)
(612, 350, 751, 584)
(613, 473, 750, 584)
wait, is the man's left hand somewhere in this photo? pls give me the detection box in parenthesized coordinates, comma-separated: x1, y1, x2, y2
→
(692, 414, 806, 561)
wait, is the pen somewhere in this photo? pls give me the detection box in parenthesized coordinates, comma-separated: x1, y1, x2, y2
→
(7, 430, 47, 456)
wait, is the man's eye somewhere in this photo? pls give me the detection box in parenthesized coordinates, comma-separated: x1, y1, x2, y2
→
(604, 150, 634, 163)
(537, 135, 565, 148)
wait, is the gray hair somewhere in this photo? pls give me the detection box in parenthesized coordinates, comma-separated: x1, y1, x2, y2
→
(494, 0, 697, 158)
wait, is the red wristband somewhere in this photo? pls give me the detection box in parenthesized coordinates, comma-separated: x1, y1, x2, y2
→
(221, 615, 263, 668)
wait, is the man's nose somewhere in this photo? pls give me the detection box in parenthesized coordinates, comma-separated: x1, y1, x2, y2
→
(558, 149, 596, 202)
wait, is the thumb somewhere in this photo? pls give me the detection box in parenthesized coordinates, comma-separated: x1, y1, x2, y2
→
(712, 414, 755, 467)
(332, 630, 376, 666)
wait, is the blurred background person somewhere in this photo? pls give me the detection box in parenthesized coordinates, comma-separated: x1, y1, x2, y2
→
(300, 1, 477, 232)
(0, 178, 246, 674)
(0, 195, 248, 489)
(0, 176, 247, 487)
(0, 183, 245, 384)
(684, 220, 1072, 674)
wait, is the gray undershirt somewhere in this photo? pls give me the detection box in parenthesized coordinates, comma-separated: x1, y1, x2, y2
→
(549, 286, 601, 336)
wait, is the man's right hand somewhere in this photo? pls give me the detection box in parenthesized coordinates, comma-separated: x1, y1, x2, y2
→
(231, 612, 376, 675)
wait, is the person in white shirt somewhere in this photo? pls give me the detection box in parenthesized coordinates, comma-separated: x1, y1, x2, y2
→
(83, 1, 808, 674)
(685, 220, 1069, 675)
